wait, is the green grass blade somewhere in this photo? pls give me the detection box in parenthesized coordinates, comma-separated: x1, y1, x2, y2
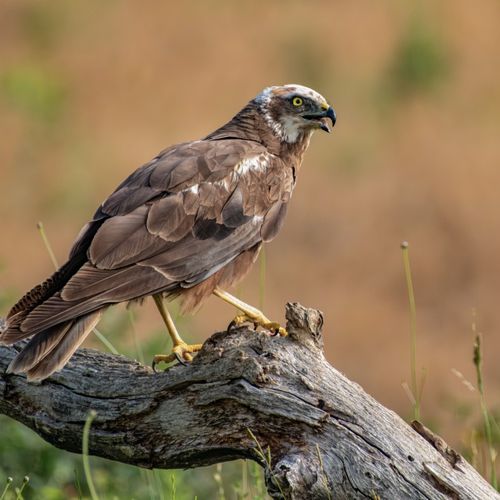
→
(153, 470, 165, 500)
(74, 468, 83, 500)
(82, 409, 99, 500)
(37, 221, 59, 268)
(15, 476, 29, 500)
(247, 429, 284, 498)
(259, 247, 266, 311)
(241, 460, 248, 499)
(0, 478, 13, 500)
(92, 327, 119, 355)
(473, 334, 498, 489)
(128, 309, 144, 364)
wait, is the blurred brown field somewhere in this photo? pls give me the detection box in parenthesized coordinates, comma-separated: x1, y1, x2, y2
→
(1, 0, 499, 456)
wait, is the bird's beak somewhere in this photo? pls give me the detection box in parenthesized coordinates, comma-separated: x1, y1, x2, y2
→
(319, 106, 336, 133)
(304, 105, 337, 133)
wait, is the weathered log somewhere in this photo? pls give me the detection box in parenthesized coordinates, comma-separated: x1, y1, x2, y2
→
(0, 303, 497, 499)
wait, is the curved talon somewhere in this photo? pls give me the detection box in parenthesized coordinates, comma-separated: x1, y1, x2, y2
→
(174, 351, 189, 366)
(274, 326, 288, 337)
(259, 321, 287, 337)
(227, 312, 287, 337)
(227, 313, 253, 330)
(153, 342, 202, 371)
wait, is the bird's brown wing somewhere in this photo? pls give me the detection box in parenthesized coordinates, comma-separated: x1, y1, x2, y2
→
(18, 139, 292, 336)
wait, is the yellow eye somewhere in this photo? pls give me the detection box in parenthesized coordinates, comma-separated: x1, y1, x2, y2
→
(292, 96, 303, 107)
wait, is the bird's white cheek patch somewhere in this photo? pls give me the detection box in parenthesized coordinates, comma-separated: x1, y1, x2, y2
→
(279, 116, 305, 143)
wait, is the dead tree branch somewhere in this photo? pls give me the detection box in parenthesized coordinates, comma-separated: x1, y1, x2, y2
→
(0, 303, 497, 499)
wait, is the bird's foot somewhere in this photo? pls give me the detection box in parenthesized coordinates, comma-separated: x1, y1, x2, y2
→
(152, 341, 203, 371)
(228, 312, 287, 337)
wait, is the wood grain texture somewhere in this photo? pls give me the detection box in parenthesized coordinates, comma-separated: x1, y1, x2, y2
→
(0, 304, 497, 499)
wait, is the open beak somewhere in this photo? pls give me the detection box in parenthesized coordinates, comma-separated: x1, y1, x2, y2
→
(319, 106, 336, 133)
(303, 106, 337, 133)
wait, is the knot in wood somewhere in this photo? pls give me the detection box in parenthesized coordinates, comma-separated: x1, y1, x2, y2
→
(285, 303, 324, 351)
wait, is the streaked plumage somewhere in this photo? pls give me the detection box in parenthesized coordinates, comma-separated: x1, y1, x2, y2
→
(1, 84, 336, 380)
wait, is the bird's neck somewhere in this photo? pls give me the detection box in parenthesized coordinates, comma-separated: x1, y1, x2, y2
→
(205, 103, 311, 167)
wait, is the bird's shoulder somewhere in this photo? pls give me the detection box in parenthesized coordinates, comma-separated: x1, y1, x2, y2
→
(69, 138, 288, 262)
(100, 138, 281, 216)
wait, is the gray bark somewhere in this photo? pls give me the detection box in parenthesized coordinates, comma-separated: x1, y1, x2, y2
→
(0, 303, 497, 499)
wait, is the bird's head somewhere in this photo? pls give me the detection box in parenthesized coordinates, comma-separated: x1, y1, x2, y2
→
(255, 84, 336, 144)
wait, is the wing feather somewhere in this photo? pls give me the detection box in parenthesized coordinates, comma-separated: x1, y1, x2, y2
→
(16, 139, 293, 338)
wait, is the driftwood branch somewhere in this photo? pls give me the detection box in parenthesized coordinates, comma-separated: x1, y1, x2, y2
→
(0, 303, 497, 499)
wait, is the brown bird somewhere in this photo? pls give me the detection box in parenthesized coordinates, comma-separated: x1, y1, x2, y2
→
(0, 84, 336, 381)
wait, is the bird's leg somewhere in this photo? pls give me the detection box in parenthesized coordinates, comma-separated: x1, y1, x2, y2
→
(151, 294, 202, 370)
(212, 287, 287, 336)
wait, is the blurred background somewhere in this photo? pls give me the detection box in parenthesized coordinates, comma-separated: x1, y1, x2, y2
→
(1, 0, 499, 497)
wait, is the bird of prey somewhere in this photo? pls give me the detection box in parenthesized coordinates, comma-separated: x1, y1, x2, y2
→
(1, 84, 336, 381)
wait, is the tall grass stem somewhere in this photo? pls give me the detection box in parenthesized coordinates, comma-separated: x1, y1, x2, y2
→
(247, 429, 284, 498)
(473, 333, 498, 489)
(37, 222, 59, 268)
(259, 247, 266, 311)
(82, 410, 99, 500)
(0, 478, 13, 500)
(15, 477, 29, 500)
(128, 309, 144, 364)
(401, 241, 420, 421)
(92, 328, 119, 355)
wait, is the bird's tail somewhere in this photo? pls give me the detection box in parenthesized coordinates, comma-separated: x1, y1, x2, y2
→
(2, 310, 102, 382)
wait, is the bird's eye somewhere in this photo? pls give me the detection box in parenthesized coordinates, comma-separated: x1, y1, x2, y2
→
(292, 96, 303, 107)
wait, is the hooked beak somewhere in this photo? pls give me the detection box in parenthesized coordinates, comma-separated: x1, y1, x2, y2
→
(303, 106, 337, 133)
(320, 106, 336, 133)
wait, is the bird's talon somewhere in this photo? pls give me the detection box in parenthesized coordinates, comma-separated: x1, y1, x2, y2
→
(228, 313, 252, 330)
(174, 352, 188, 365)
(152, 353, 175, 372)
(228, 310, 287, 337)
(278, 327, 288, 337)
(153, 342, 202, 371)
(265, 323, 287, 337)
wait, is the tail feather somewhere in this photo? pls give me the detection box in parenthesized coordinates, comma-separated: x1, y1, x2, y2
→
(6, 322, 73, 373)
(6, 257, 85, 321)
(7, 310, 102, 382)
(0, 316, 38, 345)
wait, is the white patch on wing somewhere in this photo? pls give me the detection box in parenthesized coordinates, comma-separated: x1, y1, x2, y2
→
(236, 155, 269, 176)
(213, 177, 232, 190)
(188, 184, 199, 195)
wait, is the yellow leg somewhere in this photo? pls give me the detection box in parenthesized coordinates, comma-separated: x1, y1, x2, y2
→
(212, 287, 287, 336)
(152, 294, 203, 369)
